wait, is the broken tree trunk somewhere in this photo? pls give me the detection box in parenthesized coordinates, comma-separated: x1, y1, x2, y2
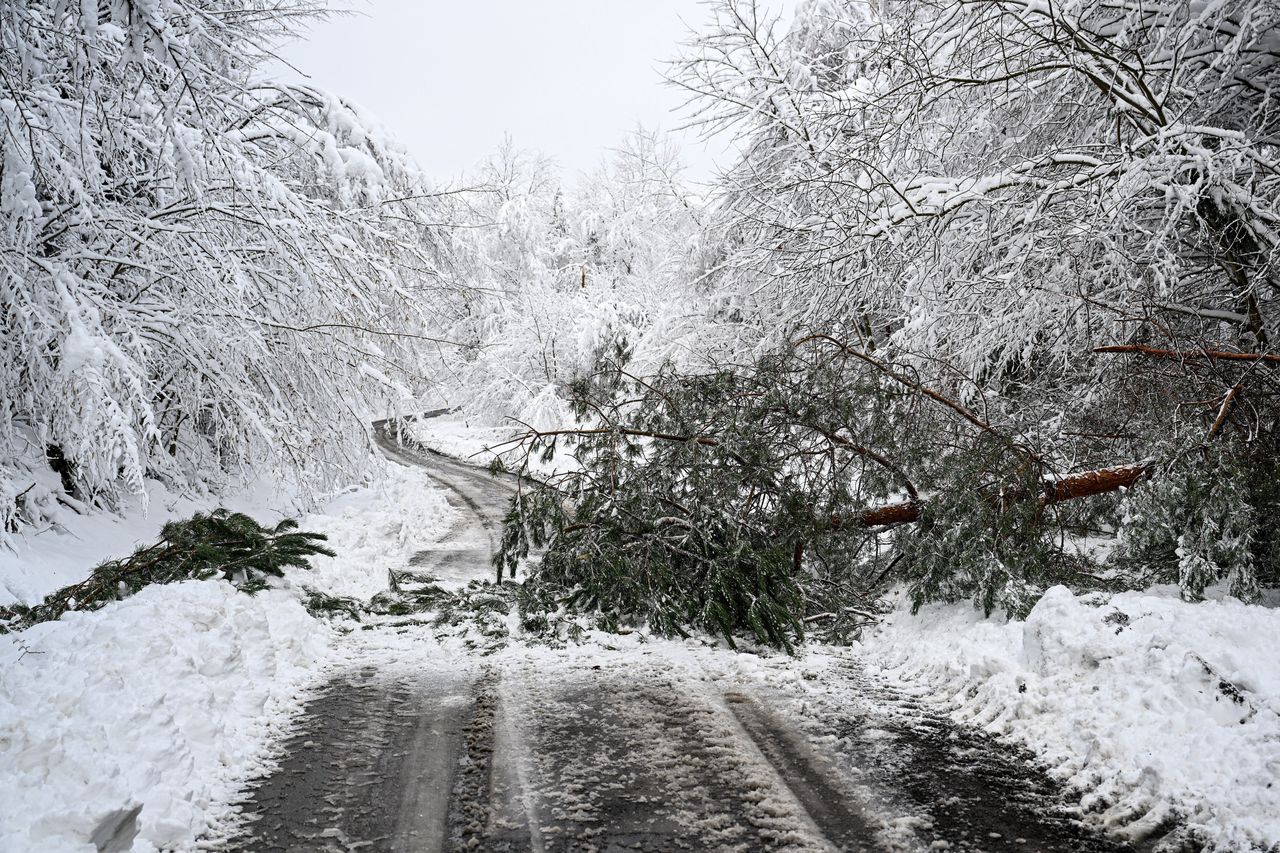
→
(1038, 462, 1151, 503)
(847, 461, 1152, 529)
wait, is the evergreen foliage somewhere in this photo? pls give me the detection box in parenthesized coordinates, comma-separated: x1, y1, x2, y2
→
(1117, 442, 1278, 603)
(496, 329, 1280, 646)
(890, 436, 1082, 618)
(495, 340, 1093, 648)
(303, 570, 583, 655)
(2, 511, 333, 631)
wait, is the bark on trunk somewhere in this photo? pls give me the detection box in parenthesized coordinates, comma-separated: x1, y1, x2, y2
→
(850, 462, 1151, 529)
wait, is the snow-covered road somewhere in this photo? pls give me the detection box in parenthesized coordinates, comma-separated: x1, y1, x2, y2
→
(216, 424, 1140, 853)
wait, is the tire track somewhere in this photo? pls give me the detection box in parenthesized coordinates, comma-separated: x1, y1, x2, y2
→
(808, 664, 1149, 852)
(493, 665, 848, 852)
(724, 691, 880, 852)
(216, 667, 475, 852)
(209, 417, 1153, 853)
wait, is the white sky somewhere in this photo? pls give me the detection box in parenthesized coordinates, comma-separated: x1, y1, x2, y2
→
(274, 1, 796, 184)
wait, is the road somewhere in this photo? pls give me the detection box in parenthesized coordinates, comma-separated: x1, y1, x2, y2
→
(216, 420, 1148, 853)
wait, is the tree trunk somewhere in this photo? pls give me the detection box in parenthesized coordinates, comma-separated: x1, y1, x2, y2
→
(850, 462, 1151, 529)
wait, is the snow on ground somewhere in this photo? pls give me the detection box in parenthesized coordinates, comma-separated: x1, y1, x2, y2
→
(860, 586, 1280, 851)
(7, 411, 1276, 851)
(294, 463, 456, 600)
(409, 413, 519, 465)
(0, 458, 455, 853)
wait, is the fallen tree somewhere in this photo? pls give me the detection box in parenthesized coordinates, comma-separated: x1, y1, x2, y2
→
(489, 316, 1278, 645)
(488, 331, 1180, 646)
(512, 424, 1152, 531)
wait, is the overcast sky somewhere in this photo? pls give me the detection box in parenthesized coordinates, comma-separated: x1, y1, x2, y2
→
(275, 1, 796, 184)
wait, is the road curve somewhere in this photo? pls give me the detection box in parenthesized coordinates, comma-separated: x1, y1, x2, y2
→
(213, 419, 1143, 853)
(373, 416, 520, 587)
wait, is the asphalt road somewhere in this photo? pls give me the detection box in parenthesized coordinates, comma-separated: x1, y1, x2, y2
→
(215, 420, 1152, 853)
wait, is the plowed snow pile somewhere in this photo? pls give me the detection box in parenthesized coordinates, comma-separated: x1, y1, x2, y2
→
(0, 582, 329, 852)
(863, 586, 1280, 851)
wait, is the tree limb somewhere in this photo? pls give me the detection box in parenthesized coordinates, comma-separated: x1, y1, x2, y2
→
(1094, 344, 1280, 364)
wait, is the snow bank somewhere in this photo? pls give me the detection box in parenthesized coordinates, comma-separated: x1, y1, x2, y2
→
(0, 581, 331, 852)
(409, 415, 525, 465)
(863, 586, 1280, 850)
(409, 414, 576, 480)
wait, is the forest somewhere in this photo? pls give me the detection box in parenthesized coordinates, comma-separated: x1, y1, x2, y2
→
(3, 0, 1278, 647)
(5, 3, 1280, 851)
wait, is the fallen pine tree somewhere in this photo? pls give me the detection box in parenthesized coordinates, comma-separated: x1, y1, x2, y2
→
(488, 334, 1271, 648)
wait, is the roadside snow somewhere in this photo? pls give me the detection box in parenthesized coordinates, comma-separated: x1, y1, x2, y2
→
(408, 414, 523, 466)
(0, 459, 455, 852)
(862, 586, 1280, 851)
(408, 414, 570, 479)
(0, 581, 329, 853)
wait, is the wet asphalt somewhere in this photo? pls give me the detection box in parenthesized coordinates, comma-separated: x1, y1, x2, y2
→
(213, 419, 1175, 853)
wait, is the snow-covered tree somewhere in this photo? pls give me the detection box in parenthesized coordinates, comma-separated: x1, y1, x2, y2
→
(1, 0, 464, 541)
(442, 130, 717, 429)
(678, 0, 1280, 366)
